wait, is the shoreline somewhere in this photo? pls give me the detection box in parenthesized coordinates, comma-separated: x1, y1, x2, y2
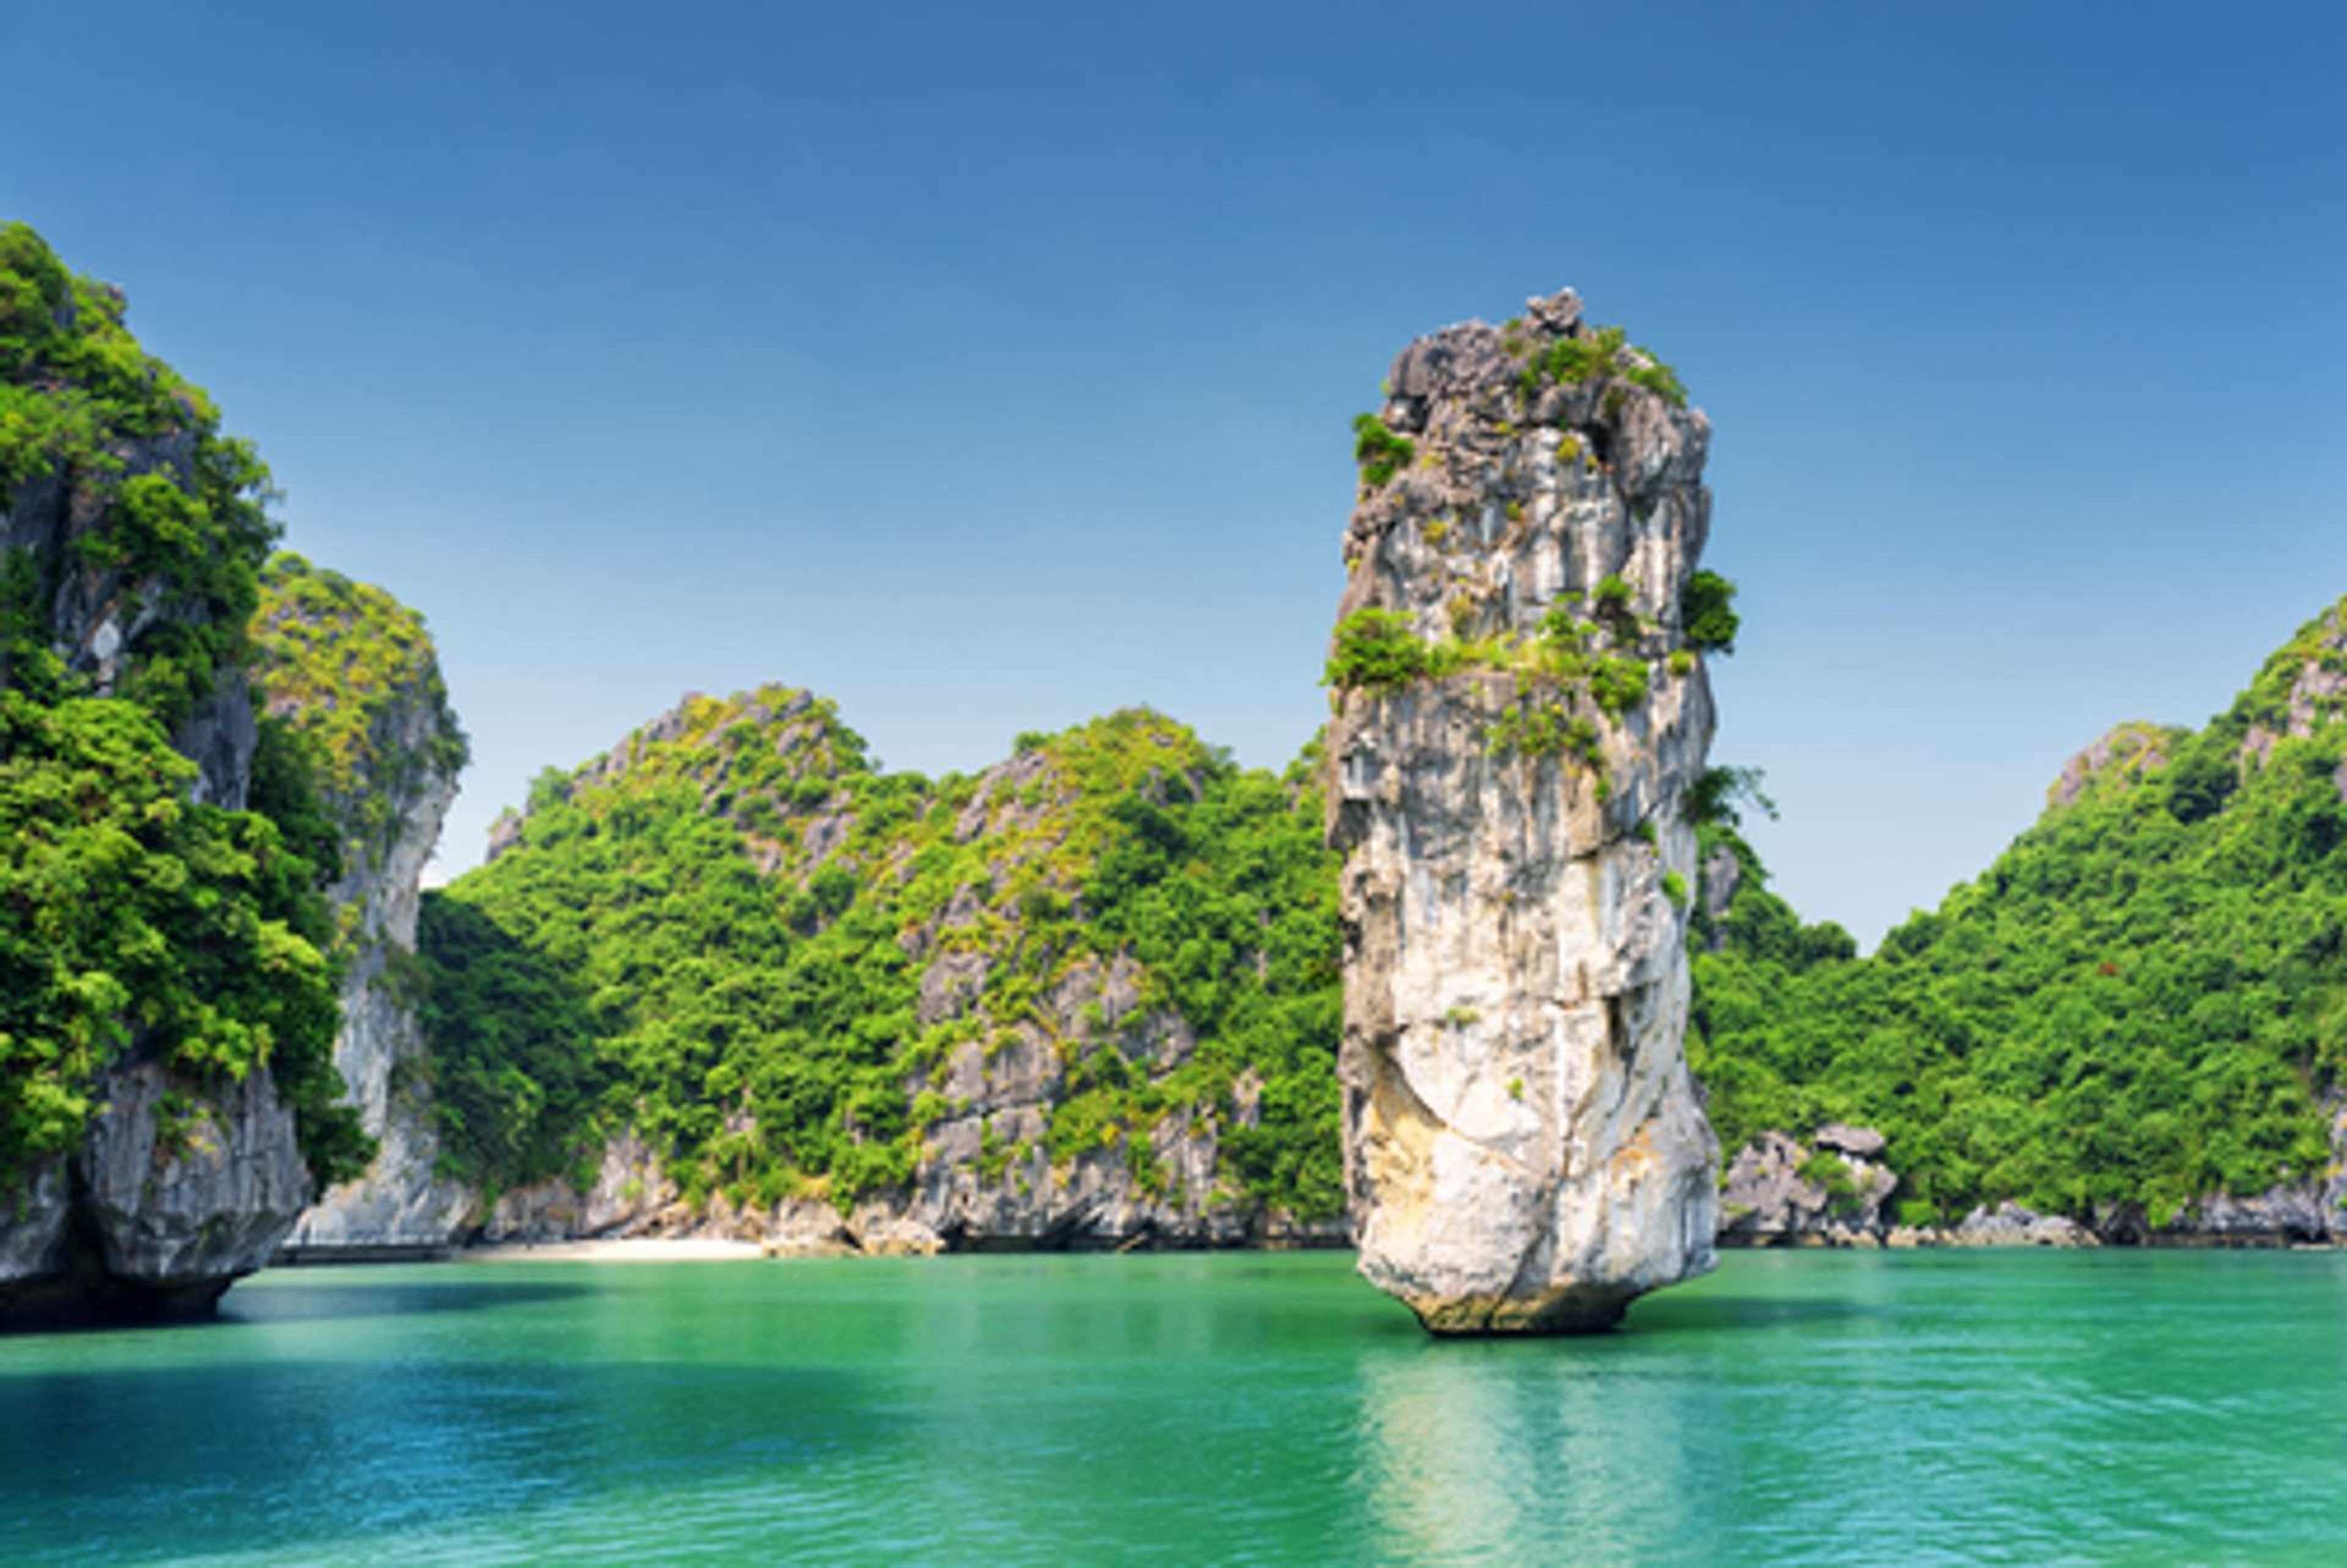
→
(454, 1238, 767, 1264)
(265, 1231, 2347, 1272)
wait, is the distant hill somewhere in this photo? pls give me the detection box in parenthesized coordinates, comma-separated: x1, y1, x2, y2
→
(1691, 595, 2347, 1237)
(417, 693, 1346, 1249)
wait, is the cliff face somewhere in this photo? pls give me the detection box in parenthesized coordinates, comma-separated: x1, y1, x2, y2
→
(252, 556, 470, 1253)
(0, 225, 355, 1322)
(1324, 289, 1722, 1333)
(422, 692, 1346, 1254)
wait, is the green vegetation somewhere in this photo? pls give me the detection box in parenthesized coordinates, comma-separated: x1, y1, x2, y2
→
(1681, 570, 1740, 654)
(1794, 1150, 1864, 1215)
(1351, 413, 1415, 489)
(0, 691, 365, 1184)
(419, 697, 1344, 1220)
(0, 223, 276, 733)
(1692, 598, 2347, 1226)
(0, 225, 364, 1189)
(249, 552, 468, 873)
(1512, 321, 1689, 409)
(1323, 607, 1429, 692)
(1324, 597, 1660, 780)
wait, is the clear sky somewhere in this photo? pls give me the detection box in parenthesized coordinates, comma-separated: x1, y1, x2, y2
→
(6, 1, 2341, 945)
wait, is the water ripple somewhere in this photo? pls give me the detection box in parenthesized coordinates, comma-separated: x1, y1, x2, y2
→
(0, 1249, 2342, 1565)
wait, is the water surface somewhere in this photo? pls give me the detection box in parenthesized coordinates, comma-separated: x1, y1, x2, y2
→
(4, 1249, 2343, 1565)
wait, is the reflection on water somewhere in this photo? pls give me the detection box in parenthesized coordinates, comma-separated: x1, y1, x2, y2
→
(1357, 1341, 1716, 1565)
(1, 1250, 2344, 1565)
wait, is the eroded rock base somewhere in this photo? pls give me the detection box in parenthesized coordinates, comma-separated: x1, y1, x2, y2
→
(1406, 1286, 1633, 1336)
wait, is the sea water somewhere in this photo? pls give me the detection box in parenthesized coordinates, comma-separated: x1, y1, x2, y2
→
(2, 1248, 2343, 1565)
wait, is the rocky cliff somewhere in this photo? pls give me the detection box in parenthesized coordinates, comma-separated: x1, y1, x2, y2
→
(419, 692, 1348, 1254)
(0, 224, 362, 1322)
(1323, 289, 1724, 1332)
(252, 555, 471, 1255)
(1714, 1113, 2347, 1250)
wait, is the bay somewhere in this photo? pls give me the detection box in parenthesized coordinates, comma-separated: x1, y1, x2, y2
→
(3, 1249, 2343, 1566)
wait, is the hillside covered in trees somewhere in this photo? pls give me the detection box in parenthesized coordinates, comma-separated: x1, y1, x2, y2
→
(419, 694, 1344, 1242)
(0, 224, 362, 1196)
(1691, 596, 2347, 1233)
(0, 222, 409, 1318)
(414, 595, 2347, 1248)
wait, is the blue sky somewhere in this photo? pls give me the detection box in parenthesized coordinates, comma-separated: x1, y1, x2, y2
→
(6, 0, 2341, 944)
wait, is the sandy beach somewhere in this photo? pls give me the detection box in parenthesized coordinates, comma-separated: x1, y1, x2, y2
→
(456, 1238, 765, 1264)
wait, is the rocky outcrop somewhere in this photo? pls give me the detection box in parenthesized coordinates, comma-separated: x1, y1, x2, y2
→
(1943, 1202, 2100, 1248)
(72, 1060, 315, 1295)
(2045, 720, 2180, 815)
(472, 1109, 1350, 1258)
(0, 1061, 313, 1324)
(1695, 840, 1741, 951)
(1717, 1126, 1897, 1247)
(2240, 604, 2347, 774)
(1713, 1102, 2347, 1248)
(254, 557, 472, 1256)
(0, 433, 254, 811)
(456, 841, 1348, 1257)
(2136, 1097, 2347, 1245)
(1327, 289, 1721, 1333)
(474, 1130, 677, 1243)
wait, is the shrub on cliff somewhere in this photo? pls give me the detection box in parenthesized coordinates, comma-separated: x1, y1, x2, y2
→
(1324, 607, 1428, 691)
(1350, 414, 1414, 489)
(1681, 570, 1739, 654)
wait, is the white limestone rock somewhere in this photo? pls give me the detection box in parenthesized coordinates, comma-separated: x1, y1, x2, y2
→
(1327, 290, 1721, 1333)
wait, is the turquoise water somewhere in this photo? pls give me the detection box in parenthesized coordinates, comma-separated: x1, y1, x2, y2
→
(3, 1250, 2345, 1566)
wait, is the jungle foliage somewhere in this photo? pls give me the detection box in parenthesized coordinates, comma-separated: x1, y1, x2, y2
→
(250, 551, 469, 875)
(1691, 598, 2347, 1226)
(419, 695, 1344, 1220)
(0, 224, 364, 1188)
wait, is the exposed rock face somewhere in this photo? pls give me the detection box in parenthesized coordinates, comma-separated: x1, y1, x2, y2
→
(1946, 1202, 2100, 1248)
(253, 558, 473, 1255)
(471, 1098, 1349, 1258)
(1327, 290, 1721, 1333)
(2046, 720, 2179, 815)
(463, 813, 1344, 1257)
(476, 1130, 678, 1243)
(281, 742, 468, 1250)
(2241, 606, 2347, 774)
(0, 1064, 313, 1324)
(74, 1060, 314, 1297)
(1713, 1104, 2347, 1249)
(1695, 840, 1741, 951)
(1717, 1127, 1897, 1247)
